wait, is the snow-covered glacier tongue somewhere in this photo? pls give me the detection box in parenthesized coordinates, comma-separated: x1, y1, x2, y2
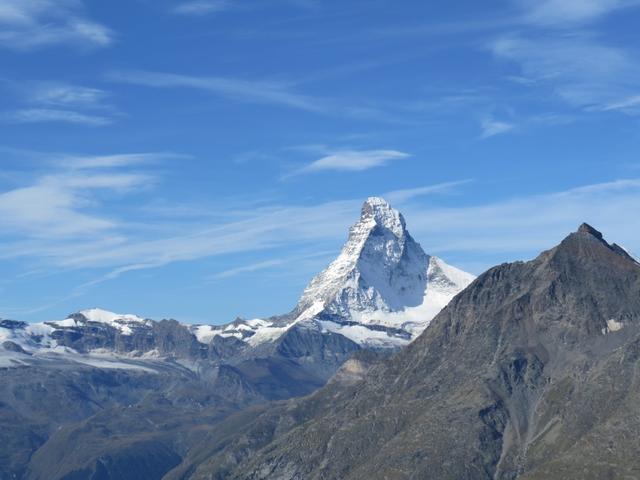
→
(246, 196, 475, 349)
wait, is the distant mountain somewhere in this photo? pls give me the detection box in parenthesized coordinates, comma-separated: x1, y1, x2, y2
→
(0, 197, 472, 480)
(183, 223, 640, 480)
(1, 197, 472, 369)
(291, 196, 474, 345)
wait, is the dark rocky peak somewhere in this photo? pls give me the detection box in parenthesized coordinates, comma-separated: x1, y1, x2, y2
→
(417, 224, 640, 352)
(0, 319, 28, 330)
(577, 222, 603, 239)
(555, 223, 640, 267)
(2, 340, 29, 354)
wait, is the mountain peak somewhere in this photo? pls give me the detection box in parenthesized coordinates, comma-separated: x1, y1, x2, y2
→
(564, 223, 638, 265)
(361, 196, 392, 214)
(577, 222, 604, 239)
(360, 196, 405, 237)
(295, 196, 474, 331)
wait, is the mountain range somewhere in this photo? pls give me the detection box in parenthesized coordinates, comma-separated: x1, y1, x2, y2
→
(174, 223, 640, 480)
(3, 199, 639, 480)
(0, 197, 473, 480)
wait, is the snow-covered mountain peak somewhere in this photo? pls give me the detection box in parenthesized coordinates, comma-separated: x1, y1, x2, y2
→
(294, 197, 474, 335)
(360, 196, 406, 237)
(65, 308, 151, 334)
(77, 308, 145, 324)
(296, 197, 415, 316)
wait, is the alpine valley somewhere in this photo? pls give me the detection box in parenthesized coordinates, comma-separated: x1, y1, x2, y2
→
(0, 197, 474, 480)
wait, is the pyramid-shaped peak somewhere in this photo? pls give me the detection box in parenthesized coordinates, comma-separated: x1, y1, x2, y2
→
(577, 222, 604, 240)
(360, 197, 406, 235)
(551, 223, 640, 267)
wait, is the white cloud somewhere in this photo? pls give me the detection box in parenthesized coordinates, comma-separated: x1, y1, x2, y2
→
(291, 149, 410, 176)
(384, 180, 474, 203)
(479, 117, 515, 139)
(173, 1, 231, 15)
(208, 259, 289, 280)
(207, 250, 334, 280)
(60, 153, 187, 169)
(0, 0, 113, 50)
(4, 108, 112, 126)
(2, 83, 120, 126)
(30, 84, 109, 108)
(108, 70, 327, 114)
(171, 0, 317, 16)
(603, 94, 640, 113)
(401, 179, 640, 266)
(490, 34, 640, 112)
(519, 0, 638, 25)
(0, 154, 161, 240)
(107, 70, 389, 120)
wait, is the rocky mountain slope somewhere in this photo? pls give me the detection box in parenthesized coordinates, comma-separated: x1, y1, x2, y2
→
(177, 223, 640, 480)
(0, 197, 472, 480)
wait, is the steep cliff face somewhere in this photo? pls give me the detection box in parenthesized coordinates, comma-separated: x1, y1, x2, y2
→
(263, 196, 474, 351)
(297, 196, 430, 315)
(186, 224, 640, 480)
(296, 197, 472, 326)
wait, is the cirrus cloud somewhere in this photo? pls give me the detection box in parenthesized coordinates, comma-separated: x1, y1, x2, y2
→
(288, 149, 410, 177)
(0, 0, 113, 51)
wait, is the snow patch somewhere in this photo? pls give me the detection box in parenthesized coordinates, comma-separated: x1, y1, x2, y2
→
(603, 318, 624, 334)
(318, 320, 407, 348)
(74, 308, 149, 335)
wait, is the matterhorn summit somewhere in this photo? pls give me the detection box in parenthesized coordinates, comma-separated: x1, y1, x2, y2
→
(290, 196, 475, 346)
(297, 196, 428, 315)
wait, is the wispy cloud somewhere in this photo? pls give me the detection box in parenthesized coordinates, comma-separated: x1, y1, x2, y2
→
(30, 84, 109, 109)
(208, 259, 289, 280)
(287, 149, 410, 177)
(107, 70, 389, 120)
(59, 153, 188, 169)
(518, 0, 640, 26)
(488, 1, 640, 117)
(0, 0, 113, 50)
(172, 0, 231, 15)
(2, 83, 119, 126)
(402, 179, 640, 267)
(490, 33, 640, 112)
(0, 172, 145, 238)
(4, 108, 112, 126)
(479, 117, 515, 139)
(171, 0, 318, 16)
(384, 180, 474, 204)
(207, 250, 332, 280)
(602, 94, 640, 113)
(0, 153, 175, 240)
(108, 70, 328, 114)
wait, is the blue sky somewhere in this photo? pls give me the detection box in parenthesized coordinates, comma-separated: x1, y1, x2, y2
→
(1, 0, 640, 323)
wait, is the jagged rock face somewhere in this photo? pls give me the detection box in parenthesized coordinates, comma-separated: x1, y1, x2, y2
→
(186, 224, 640, 480)
(297, 197, 429, 315)
(296, 197, 467, 318)
(287, 197, 474, 348)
